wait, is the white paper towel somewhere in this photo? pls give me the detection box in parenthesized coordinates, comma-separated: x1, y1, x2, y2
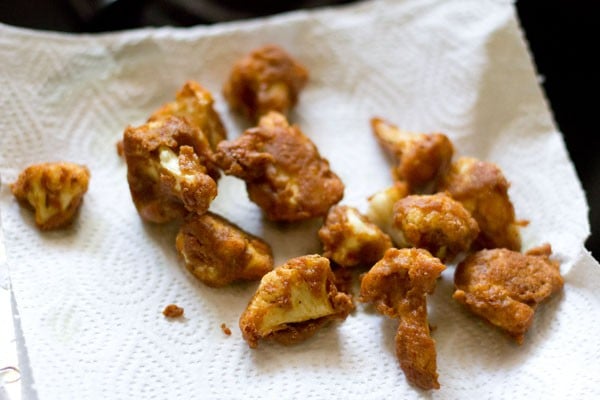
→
(1, 0, 598, 398)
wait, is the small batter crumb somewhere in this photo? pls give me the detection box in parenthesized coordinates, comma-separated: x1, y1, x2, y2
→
(163, 304, 184, 318)
(221, 323, 232, 336)
(116, 140, 124, 157)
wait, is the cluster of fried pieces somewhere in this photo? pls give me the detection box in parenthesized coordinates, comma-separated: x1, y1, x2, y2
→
(9, 45, 564, 391)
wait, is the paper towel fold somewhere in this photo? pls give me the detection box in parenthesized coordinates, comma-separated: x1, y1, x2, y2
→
(1, 0, 598, 398)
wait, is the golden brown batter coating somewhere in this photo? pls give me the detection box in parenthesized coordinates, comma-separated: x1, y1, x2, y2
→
(123, 116, 218, 223)
(11, 162, 90, 230)
(176, 211, 274, 287)
(216, 112, 344, 222)
(116, 140, 125, 157)
(439, 157, 521, 250)
(371, 117, 454, 191)
(453, 244, 563, 344)
(239, 254, 354, 348)
(221, 323, 232, 336)
(149, 80, 227, 151)
(318, 205, 392, 268)
(366, 181, 410, 245)
(331, 265, 354, 297)
(360, 248, 445, 390)
(163, 304, 184, 318)
(223, 44, 309, 121)
(393, 192, 479, 261)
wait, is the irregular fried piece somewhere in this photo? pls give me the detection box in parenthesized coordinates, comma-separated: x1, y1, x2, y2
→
(216, 111, 344, 221)
(149, 80, 227, 151)
(393, 192, 479, 261)
(223, 44, 309, 122)
(176, 212, 273, 287)
(371, 117, 454, 191)
(116, 140, 125, 157)
(366, 181, 410, 246)
(239, 254, 354, 348)
(453, 244, 563, 344)
(221, 323, 232, 336)
(163, 304, 184, 318)
(360, 248, 445, 390)
(318, 205, 392, 268)
(123, 116, 218, 223)
(10, 162, 90, 230)
(439, 156, 521, 250)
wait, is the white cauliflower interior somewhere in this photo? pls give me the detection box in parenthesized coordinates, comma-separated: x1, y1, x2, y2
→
(366, 185, 407, 246)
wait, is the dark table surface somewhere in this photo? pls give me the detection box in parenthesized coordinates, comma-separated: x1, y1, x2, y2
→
(1, 0, 598, 259)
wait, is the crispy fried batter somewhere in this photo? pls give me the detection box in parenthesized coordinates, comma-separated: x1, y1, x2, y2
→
(318, 205, 392, 268)
(393, 192, 479, 261)
(123, 116, 218, 223)
(221, 323, 232, 336)
(216, 112, 344, 221)
(453, 244, 563, 344)
(10, 162, 90, 230)
(439, 157, 521, 250)
(223, 44, 309, 121)
(360, 248, 445, 390)
(149, 80, 227, 151)
(331, 265, 355, 297)
(176, 211, 274, 287)
(371, 117, 454, 191)
(366, 181, 410, 245)
(116, 140, 125, 157)
(239, 254, 354, 348)
(163, 304, 184, 318)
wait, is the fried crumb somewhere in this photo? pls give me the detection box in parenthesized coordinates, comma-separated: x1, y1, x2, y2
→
(221, 323, 232, 336)
(116, 140, 124, 157)
(163, 304, 184, 318)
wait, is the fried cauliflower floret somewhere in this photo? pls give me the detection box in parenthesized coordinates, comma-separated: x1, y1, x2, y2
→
(216, 112, 344, 222)
(223, 44, 309, 121)
(371, 117, 454, 192)
(123, 116, 218, 223)
(360, 248, 446, 390)
(439, 157, 521, 250)
(393, 192, 479, 262)
(239, 254, 353, 348)
(149, 80, 227, 151)
(176, 212, 273, 287)
(10, 162, 90, 230)
(366, 181, 410, 245)
(318, 205, 392, 268)
(453, 244, 563, 344)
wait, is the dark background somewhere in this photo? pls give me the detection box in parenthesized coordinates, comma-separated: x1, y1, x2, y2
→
(1, 0, 597, 259)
